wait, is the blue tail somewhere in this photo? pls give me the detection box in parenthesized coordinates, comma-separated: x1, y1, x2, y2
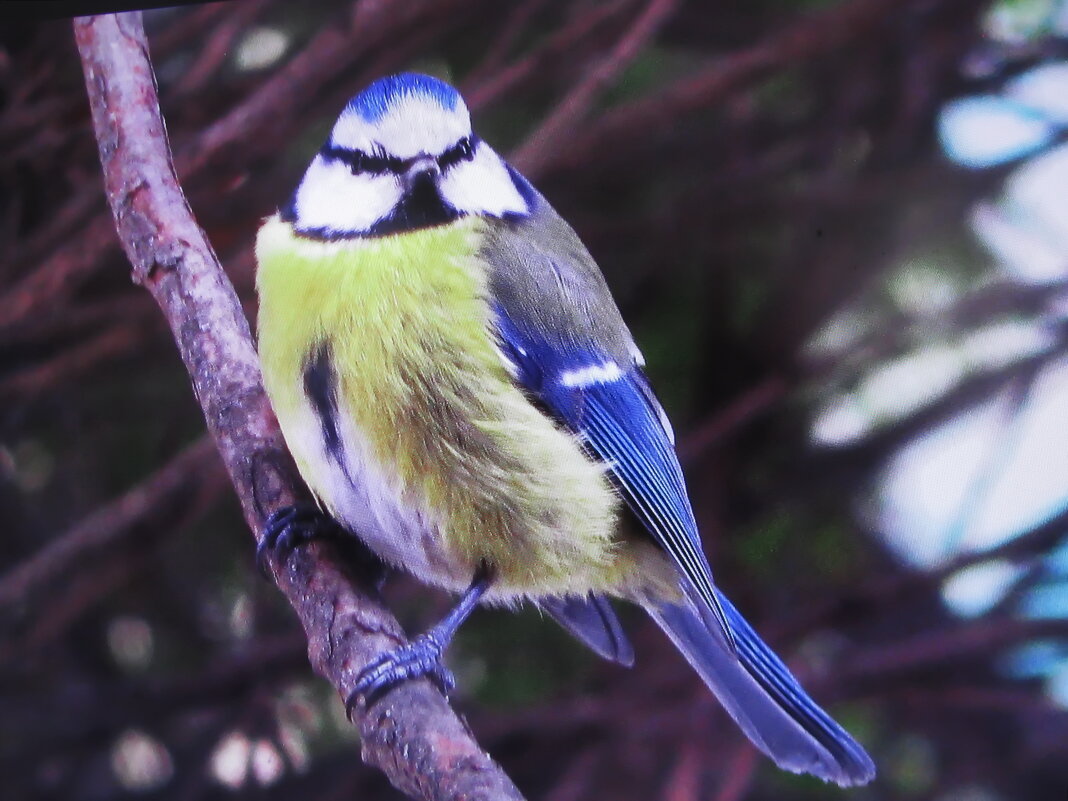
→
(646, 594, 875, 786)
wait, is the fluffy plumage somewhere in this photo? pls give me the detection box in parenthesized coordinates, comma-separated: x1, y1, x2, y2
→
(255, 72, 875, 786)
(256, 218, 677, 600)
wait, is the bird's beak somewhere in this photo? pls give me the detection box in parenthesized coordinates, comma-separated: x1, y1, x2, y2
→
(403, 156, 440, 193)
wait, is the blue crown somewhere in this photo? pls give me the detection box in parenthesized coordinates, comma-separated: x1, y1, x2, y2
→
(346, 73, 460, 123)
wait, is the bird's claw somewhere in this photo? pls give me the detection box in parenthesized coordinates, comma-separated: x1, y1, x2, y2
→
(257, 503, 338, 578)
(345, 633, 456, 715)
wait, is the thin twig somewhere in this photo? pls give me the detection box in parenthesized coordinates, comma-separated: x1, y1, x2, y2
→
(463, 0, 552, 89)
(0, 323, 144, 398)
(539, 0, 939, 175)
(465, 0, 632, 112)
(511, 0, 679, 175)
(170, 0, 273, 97)
(678, 375, 788, 466)
(842, 616, 1068, 680)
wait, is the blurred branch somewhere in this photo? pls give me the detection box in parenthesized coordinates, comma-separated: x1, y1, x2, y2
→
(0, 437, 219, 614)
(462, 0, 552, 90)
(813, 338, 1068, 486)
(896, 685, 1056, 716)
(661, 740, 701, 801)
(4, 542, 159, 660)
(914, 504, 1068, 587)
(776, 503, 1068, 651)
(73, 12, 524, 801)
(843, 616, 1068, 680)
(542, 0, 938, 175)
(511, 0, 680, 175)
(710, 742, 758, 801)
(543, 749, 601, 801)
(464, 0, 632, 113)
(170, 0, 272, 97)
(806, 277, 1068, 379)
(678, 375, 787, 465)
(0, 213, 117, 336)
(0, 323, 143, 398)
(180, 0, 476, 176)
(0, 184, 106, 288)
(0, 633, 307, 757)
(148, 0, 236, 58)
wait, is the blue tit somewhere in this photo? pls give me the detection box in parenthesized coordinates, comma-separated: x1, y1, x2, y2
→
(255, 72, 875, 786)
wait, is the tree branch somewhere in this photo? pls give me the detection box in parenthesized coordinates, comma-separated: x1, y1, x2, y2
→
(72, 12, 524, 801)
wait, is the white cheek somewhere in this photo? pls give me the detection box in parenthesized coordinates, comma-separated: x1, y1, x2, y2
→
(439, 147, 528, 217)
(293, 156, 401, 234)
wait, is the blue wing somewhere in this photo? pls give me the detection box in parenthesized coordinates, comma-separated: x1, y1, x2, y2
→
(493, 305, 876, 785)
(493, 307, 735, 651)
(481, 191, 873, 783)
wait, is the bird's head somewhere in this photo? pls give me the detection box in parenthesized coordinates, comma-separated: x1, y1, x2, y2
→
(284, 73, 532, 238)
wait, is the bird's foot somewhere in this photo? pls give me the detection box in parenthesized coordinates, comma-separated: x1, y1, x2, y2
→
(344, 563, 492, 713)
(346, 631, 457, 713)
(257, 503, 341, 577)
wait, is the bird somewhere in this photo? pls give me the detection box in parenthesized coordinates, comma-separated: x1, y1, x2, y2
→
(254, 72, 875, 786)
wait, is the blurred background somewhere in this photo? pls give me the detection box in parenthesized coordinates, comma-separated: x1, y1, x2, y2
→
(3, 0, 1068, 798)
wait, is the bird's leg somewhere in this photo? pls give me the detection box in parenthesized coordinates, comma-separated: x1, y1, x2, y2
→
(347, 561, 494, 711)
(257, 504, 385, 588)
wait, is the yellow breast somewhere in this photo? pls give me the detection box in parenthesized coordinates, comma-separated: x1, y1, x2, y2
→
(254, 215, 630, 600)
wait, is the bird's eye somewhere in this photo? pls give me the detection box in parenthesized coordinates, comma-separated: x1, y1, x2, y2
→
(321, 143, 375, 175)
(360, 149, 405, 175)
(438, 136, 477, 170)
(321, 143, 409, 175)
(361, 153, 386, 173)
(327, 147, 402, 176)
(347, 151, 366, 174)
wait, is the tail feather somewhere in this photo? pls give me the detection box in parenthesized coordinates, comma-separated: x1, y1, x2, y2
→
(646, 595, 875, 786)
(542, 593, 635, 666)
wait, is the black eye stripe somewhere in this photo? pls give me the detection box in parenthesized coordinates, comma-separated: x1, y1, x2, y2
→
(320, 136, 477, 176)
(320, 143, 404, 175)
(438, 135, 478, 171)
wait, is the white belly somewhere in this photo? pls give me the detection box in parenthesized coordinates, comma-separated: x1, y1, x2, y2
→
(282, 391, 471, 592)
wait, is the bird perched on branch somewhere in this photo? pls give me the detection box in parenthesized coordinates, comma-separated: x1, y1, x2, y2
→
(255, 72, 875, 786)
